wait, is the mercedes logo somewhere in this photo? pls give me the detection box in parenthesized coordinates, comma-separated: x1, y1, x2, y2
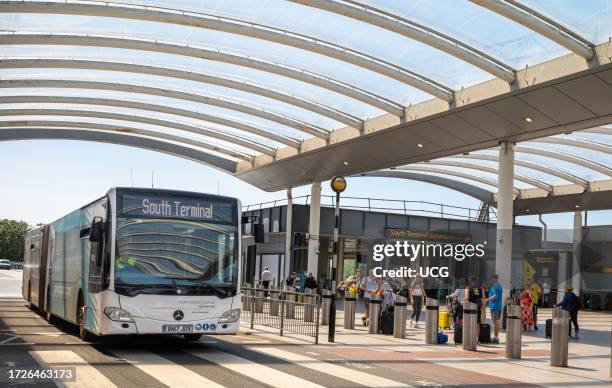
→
(173, 310, 184, 321)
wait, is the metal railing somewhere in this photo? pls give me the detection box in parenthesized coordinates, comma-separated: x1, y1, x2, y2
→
(243, 195, 495, 222)
(241, 285, 320, 344)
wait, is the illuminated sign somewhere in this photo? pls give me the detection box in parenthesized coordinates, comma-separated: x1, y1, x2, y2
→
(141, 198, 213, 219)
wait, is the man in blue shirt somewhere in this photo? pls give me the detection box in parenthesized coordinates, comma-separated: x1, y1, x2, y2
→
(487, 274, 503, 343)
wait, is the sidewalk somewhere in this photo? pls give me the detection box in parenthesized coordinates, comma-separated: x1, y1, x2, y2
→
(242, 305, 612, 387)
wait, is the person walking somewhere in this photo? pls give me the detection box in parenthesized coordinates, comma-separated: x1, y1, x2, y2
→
(358, 269, 377, 327)
(465, 275, 485, 338)
(261, 267, 272, 297)
(542, 280, 551, 308)
(448, 278, 466, 328)
(529, 278, 542, 330)
(556, 286, 581, 340)
(486, 274, 503, 343)
(409, 275, 427, 328)
(520, 289, 534, 330)
(305, 272, 318, 293)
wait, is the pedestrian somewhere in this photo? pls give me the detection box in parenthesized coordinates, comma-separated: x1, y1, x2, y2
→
(286, 271, 297, 287)
(305, 272, 318, 293)
(377, 277, 395, 312)
(261, 267, 272, 297)
(409, 274, 427, 328)
(556, 286, 581, 340)
(447, 278, 466, 327)
(486, 274, 503, 343)
(529, 278, 542, 330)
(520, 289, 534, 330)
(542, 280, 551, 308)
(358, 269, 377, 327)
(465, 275, 485, 338)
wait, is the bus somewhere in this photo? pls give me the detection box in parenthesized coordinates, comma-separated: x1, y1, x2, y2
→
(23, 188, 241, 341)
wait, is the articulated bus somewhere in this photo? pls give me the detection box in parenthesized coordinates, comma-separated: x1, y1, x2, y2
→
(23, 188, 241, 341)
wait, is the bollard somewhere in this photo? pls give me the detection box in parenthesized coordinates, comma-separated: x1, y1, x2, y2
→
(393, 295, 408, 338)
(368, 294, 382, 334)
(304, 288, 315, 322)
(551, 308, 570, 367)
(321, 289, 332, 325)
(462, 301, 478, 351)
(344, 290, 357, 329)
(284, 286, 295, 319)
(254, 284, 264, 313)
(505, 305, 522, 359)
(269, 286, 280, 316)
(425, 298, 439, 344)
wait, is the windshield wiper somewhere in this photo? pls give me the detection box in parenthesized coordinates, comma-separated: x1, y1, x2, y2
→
(115, 283, 187, 297)
(191, 282, 228, 297)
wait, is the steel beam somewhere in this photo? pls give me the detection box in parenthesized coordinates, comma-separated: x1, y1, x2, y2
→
(0, 1, 454, 101)
(396, 165, 521, 195)
(531, 137, 612, 156)
(0, 126, 241, 171)
(0, 33, 404, 116)
(0, 108, 277, 156)
(453, 153, 590, 188)
(0, 57, 363, 129)
(469, 0, 593, 59)
(0, 95, 292, 150)
(358, 170, 495, 203)
(0, 78, 320, 142)
(290, 0, 516, 82)
(514, 146, 612, 177)
(421, 160, 552, 192)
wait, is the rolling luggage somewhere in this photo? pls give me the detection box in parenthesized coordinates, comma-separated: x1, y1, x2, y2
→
(439, 311, 451, 329)
(546, 318, 572, 338)
(379, 310, 394, 335)
(479, 323, 491, 343)
(454, 323, 462, 344)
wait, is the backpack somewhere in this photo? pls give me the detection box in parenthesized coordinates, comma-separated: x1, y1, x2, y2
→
(438, 330, 448, 344)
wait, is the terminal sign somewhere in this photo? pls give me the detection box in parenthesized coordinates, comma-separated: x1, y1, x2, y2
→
(142, 198, 213, 220)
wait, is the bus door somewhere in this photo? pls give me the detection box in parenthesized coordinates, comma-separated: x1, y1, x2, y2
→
(85, 199, 109, 294)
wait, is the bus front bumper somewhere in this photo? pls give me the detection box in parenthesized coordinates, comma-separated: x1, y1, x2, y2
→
(99, 315, 240, 335)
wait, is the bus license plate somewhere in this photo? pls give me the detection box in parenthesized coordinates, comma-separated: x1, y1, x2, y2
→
(162, 324, 194, 333)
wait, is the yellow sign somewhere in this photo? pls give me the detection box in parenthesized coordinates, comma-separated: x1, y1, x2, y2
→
(523, 260, 536, 287)
(386, 229, 471, 243)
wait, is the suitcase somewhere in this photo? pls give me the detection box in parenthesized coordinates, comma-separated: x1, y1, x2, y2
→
(439, 311, 451, 330)
(379, 310, 394, 335)
(546, 318, 572, 338)
(454, 323, 462, 344)
(479, 323, 491, 343)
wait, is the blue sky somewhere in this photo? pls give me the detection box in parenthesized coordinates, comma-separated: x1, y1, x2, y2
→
(2, 139, 609, 234)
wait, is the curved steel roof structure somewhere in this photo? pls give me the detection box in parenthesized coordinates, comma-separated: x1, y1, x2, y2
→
(1, 0, 611, 213)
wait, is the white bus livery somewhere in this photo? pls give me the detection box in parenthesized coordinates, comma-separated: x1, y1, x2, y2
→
(23, 188, 241, 341)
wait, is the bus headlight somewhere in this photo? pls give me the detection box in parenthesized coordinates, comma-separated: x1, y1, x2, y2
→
(218, 309, 240, 323)
(104, 307, 134, 323)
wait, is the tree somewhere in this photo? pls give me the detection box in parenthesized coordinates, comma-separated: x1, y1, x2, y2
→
(0, 219, 30, 261)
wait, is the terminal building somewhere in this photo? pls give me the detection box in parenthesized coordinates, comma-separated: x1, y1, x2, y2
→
(242, 199, 612, 311)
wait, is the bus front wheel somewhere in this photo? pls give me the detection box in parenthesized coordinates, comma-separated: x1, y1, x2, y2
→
(184, 334, 202, 342)
(77, 299, 93, 342)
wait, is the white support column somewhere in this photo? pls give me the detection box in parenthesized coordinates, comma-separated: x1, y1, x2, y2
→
(307, 182, 321, 276)
(496, 142, 514, 303)
(571, 210, 582, 297)
(283, 188, 293, 283)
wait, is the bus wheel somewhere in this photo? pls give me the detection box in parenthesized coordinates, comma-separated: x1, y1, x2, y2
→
(77, 300, 93, 342)
(184, 334, 202, 342)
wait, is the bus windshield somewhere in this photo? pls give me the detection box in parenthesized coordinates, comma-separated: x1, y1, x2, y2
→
(113, 191, 238, 294)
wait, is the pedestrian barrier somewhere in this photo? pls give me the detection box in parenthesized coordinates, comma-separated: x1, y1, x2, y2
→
(462, 300, 478, 351)
(343, 290, 356, 329)
(368, 294, 382, 334)
(393, 295, 407, 338)
(551, 308, 569, 367)
(425, 298, 439, 344)
(321, 289, 332, 326)
(506, 305, 521, 359)
(241, 286, 320, 344)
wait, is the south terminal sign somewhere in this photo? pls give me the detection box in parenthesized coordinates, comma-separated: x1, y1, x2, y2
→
(385, 228, 471, 243)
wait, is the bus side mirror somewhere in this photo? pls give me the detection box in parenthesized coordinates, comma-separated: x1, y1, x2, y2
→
(89, 217, 105, 243)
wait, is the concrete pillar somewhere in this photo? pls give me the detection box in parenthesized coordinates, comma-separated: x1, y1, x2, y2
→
(307, 182, 321, 276)
(284, 188, 293, 282)
(496, 142, 514, 302)
(571, 210, 582, 297)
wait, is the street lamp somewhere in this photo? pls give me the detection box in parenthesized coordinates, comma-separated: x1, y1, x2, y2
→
(328, 175, 346, 342)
